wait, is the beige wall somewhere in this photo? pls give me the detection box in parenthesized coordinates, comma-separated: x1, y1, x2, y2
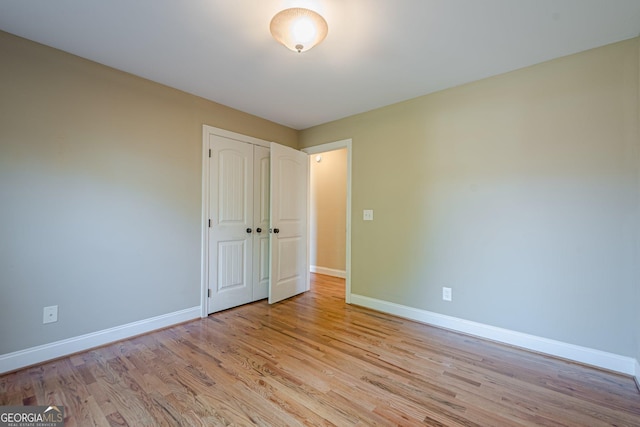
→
(0, 31, 297, 355)
(310, 149, 347, 272)
(300, 38, 640, 357)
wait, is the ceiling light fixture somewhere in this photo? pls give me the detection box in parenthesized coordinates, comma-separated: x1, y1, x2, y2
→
(270, 7, 328, 53)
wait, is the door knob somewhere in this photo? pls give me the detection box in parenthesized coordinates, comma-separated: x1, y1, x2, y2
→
(274, 228, 280, 234)
(256, 228, 262, 233)
(246, 228, 252, 233)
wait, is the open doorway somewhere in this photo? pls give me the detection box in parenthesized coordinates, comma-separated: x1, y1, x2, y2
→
(303, 139, 352, 303)
(310, 148, 347, 278)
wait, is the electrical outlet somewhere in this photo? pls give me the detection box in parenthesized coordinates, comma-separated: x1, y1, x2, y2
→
(43, 305, 58, 324)
(363, 209, 374, 221)
(442, 287, 452, 302)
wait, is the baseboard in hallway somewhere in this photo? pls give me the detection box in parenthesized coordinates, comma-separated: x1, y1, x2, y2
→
(310, 265, 346, 278)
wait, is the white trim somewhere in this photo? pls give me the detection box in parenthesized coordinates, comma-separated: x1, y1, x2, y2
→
(0, 306, 200, 374)
(303, 139, 352, 303)
(201, 126, 211, 318)
(303, 139, 351, 154)
(203, 125, 270, 148)
(350, 294, 638, 376)
(635, 359, 640, 391)
(310, 265, 346, 278)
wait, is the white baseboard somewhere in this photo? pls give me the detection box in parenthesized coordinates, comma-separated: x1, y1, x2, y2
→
(350, 294, 638, 377)
(310, 265, 346, 278)
(0, 306, 200, 374)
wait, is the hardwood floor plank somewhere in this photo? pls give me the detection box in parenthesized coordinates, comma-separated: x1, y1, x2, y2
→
(2, 273, 639, 426)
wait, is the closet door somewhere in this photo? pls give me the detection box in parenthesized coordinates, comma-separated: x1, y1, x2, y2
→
(202, 125, 310, 314)
(269, 142, 309, 304)
(208, 135, 254, 313)
(252, 146, 270, 300)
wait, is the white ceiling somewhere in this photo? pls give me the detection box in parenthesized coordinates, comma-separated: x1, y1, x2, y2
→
(1, 0, 639, 130)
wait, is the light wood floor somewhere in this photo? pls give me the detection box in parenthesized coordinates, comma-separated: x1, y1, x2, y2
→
(2, 274, 639, 426)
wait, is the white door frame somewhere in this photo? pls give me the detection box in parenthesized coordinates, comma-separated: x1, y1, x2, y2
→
(302, 139, 352, 304)
(200, 125, 270, 318)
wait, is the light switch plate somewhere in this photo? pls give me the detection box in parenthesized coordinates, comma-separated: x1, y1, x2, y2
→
(363, 209, 374, 221)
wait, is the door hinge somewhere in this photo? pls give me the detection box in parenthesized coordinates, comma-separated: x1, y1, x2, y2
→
(207, 289, 211, 298)
(208, 219, 211, 227)
(209, 149, 212, 158)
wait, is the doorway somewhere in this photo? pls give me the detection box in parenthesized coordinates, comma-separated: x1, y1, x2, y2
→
(303, 139, 352, 303)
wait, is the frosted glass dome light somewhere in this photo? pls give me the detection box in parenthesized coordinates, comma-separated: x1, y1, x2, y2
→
(270, 8, 328, 53)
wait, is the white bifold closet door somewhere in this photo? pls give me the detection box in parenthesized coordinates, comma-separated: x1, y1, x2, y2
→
(206, 130, 307, 314)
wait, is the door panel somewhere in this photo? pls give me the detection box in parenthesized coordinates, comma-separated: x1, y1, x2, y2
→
(269, 142, 309, 304)
(208, 135, 253, 313)
(218, 240, 247, 290)
(218, 150, 249, 223)
(277, 237, 302, 279)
